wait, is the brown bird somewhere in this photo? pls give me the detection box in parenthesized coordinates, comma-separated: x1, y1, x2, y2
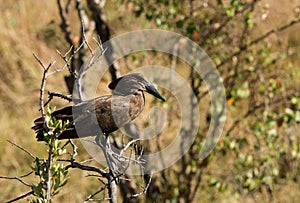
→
(33, 73, 165, 141)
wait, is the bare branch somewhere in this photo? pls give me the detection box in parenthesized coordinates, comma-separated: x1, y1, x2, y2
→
(43, 91, 73, 108)
(65, 160, 109, 178)
(65, 0, 72, 13)
(79, 17, 93, 54)
(57, 0, 75, 47)
(6, 140, 36, 159)
(84, 186, 107, 202)
(75, 46, 105, 101)
(5, 191, 34, 203)
(56, 47, 78, 78)
(120, 139, 140, 155)
(93, 35, 105, 52)
(87, 0, 120, 81)
(32, 52, 47, 70)
(80, 158, 95, 164)
(125, 173, 153, 202)
(76, 0, 94, 72)
(0, 171, 33, 187)
(33, 52, 56, 120)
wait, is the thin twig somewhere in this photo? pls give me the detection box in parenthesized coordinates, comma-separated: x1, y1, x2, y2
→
(120, 139, 140, 155)
(76, 47, 104, 100)
(65, 160, 109, 178)
(56, 47, 77, 78)
(65, 0, 72, 13)
(84, 186, 107, 202)
(6, 191, 34, 203)
(80, 17, 93, 54)
(76, 0, 94, 57)
(33, 52, 56, 120)
(6, 140, 36, 159)
(93, 35, 105, 52)
(125, 173, 153, 202)
(43, 91, 73, 108)
(80, 158, 95, 164)
(57, 0, 74, 47)
(0, 171, 33, 187)
(61, 140, 71, 150)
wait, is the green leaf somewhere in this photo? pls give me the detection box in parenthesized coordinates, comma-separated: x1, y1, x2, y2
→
(237, 82, 250, 98)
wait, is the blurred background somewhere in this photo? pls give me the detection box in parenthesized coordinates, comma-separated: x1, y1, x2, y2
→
(0, 0, 299, 202)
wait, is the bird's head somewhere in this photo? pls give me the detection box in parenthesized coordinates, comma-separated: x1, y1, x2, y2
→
(108, 73, 166, 102)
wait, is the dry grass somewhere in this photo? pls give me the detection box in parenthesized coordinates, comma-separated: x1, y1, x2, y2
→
(0, 0, 299, 202)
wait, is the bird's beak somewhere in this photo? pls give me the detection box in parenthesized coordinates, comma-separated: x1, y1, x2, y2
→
(145, 84, 166, 102)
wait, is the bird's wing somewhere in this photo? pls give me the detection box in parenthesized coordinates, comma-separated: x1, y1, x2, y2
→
(33, 94, 141, 140)
(70, 95, 132, 136)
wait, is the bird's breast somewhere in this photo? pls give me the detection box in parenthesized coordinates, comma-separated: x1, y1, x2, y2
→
(128, 91, 145, 120)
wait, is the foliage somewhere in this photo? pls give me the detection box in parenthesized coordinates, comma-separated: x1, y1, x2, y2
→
(0, 0, 300, 202)
(121, 0, 300, 201)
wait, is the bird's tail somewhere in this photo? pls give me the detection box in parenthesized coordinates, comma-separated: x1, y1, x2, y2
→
(32, 106, 77, 141)
(32, 117, 46, 141)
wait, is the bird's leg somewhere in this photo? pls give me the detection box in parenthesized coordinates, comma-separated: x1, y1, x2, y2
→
(95, 134, 120, 179)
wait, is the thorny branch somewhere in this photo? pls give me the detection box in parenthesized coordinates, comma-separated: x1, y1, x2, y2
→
(32, 53, 56, 121)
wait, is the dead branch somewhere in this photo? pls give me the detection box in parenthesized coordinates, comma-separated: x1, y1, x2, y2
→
(84, 186, 107, 202)
(43, 91, 73, 108)
(0, 171, 33, 187)
(87, 0, 120, 81)
(5, 191, 34, 203)
(76, 0, 93, 55)
(93, 35, 105, 52)
(76, 0, 94, 75)
(33, 52, 56, 120)
(57, 0, 75, 49)
(124, 173, 153, 202)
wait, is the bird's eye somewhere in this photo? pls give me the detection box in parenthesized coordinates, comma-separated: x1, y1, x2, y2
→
(139, 82, 146, 90)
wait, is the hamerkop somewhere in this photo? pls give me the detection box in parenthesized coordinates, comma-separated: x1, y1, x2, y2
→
(33, 73, 166, 141)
